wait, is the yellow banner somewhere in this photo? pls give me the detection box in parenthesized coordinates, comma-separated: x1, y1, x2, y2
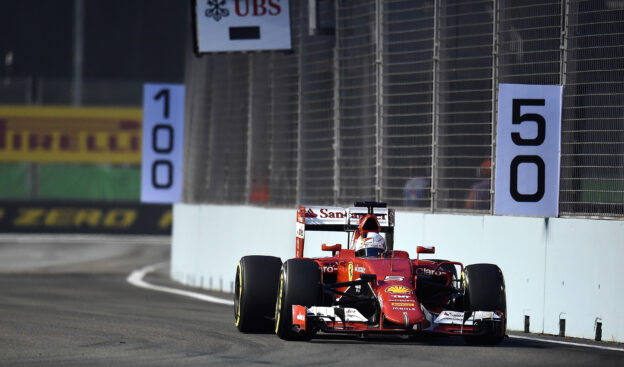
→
(0, 106, 142, 164)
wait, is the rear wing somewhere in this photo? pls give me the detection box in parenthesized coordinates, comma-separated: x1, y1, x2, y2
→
(295, 202, 395, 258)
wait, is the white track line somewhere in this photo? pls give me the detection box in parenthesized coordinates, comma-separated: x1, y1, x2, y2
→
(509, 334, 624, 352)
(126, 262, 234, 306)
(128, 263, 623, 352)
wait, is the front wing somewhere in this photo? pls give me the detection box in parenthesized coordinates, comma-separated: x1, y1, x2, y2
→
(292, 304, 504, 336)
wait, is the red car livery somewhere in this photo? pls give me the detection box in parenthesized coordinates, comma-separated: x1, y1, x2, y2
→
(235, 202, 506, 344)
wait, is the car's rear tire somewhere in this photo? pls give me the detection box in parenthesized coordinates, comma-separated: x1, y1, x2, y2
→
(462, 263, 506, 345)
(274, 259, 321, 341)
(234, 255, 282, 333)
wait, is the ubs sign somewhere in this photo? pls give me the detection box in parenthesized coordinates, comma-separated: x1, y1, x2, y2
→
(194, 0, 292, 52)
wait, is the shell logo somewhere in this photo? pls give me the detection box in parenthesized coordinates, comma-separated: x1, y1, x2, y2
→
(385, 285, 411, 294)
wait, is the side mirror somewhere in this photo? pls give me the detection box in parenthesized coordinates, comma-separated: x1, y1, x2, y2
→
(416, 246, 435, 263)
(322, 243, 342, 256)
(417, 246, 435, 254)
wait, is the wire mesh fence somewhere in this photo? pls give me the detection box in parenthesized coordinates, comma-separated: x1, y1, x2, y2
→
(336, 1, 379, 205)
(435, 0, 495, 212)
(559, 0, 624, 217)
(382, 0, 435, 210)
(299, 2, 337, 205)
(183, 0, 624, 218)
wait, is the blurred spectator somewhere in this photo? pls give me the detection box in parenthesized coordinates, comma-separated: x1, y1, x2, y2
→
(465, 159, 491, 210)
(249, 177, 269, 204)
(404, 177, 429, 207)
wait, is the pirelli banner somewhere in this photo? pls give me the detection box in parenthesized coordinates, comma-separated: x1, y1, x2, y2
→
(0, 201, 171, 235)
(0, 106, 142, 164)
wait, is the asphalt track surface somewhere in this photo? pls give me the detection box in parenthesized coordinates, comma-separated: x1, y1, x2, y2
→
(1, 235, 623, 366)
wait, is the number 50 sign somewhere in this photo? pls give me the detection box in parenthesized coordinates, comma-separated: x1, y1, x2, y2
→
(494, 84, 562, 217)
(141, 84, 185, 203)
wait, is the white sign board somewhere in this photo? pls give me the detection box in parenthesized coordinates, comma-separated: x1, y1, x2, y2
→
(141, 84, 185, 203)
(195, 0, 292, 52)
(494, 84, 562, 217)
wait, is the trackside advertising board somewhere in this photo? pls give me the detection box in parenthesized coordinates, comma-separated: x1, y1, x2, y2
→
(0, 106, 142, 164)
(494, 84, 562, 217)
(194, 0, 292, 52)
(141, 84, 185, 204)
(0, 201, 171, 235)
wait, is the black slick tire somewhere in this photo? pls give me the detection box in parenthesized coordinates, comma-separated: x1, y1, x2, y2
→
(274, 259, 321, 341)
(234, 255, 282, 333)
(462, 263, 506, 345)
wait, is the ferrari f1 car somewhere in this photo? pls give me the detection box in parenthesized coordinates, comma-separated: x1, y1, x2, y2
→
(234, 202, 506, 344)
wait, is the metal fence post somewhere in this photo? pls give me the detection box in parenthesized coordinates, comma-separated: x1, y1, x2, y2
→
(491, 0, 499, 214)
(558, 0, 570, 214)
(430, 0, 440, 213)
(72, 0, 84, 107)
(560, 0, 570, 87)
(375, 0, 384, 202)
(332, 0, 341, 206)
(296, 6, 304, 206)
(204, 56, 216, 199)
(245, 54, 254, 205)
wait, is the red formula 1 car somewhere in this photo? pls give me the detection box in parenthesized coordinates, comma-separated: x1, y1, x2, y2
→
(234, 202, 506, 344)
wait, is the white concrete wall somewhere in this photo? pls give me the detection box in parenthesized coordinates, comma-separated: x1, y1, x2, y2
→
(171, 203, 624, 342)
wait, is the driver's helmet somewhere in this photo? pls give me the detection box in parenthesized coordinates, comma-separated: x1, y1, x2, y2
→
(354, 232, 386, 257)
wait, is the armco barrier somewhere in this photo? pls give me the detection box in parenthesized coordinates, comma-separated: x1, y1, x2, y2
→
(171, 203, 624, 342)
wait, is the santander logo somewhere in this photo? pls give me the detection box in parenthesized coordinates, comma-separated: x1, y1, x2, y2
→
(319, 209, 345, 218)
(305, 208, 345, 219)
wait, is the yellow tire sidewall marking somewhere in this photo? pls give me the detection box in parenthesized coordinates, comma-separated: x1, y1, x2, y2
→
(275, 268, 285, 334)
(462, 270, 466, 289)
(235, 262, 242, 327)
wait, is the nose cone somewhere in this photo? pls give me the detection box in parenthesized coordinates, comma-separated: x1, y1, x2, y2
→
(378, 285, 425, 328)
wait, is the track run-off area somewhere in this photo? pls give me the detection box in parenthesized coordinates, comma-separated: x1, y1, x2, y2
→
(1, 235, 622, 366)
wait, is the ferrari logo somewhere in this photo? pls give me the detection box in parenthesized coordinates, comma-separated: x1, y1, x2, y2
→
(348, 262, 354, 281)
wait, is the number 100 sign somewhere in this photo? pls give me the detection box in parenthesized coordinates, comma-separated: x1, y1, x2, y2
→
(141, 83, 185, 203)
(494, 84, 562, 217)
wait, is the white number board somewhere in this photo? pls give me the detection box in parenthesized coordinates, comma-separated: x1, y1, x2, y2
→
(494, 84, 562, 217)
(141, 84, 185, 203)
(195, 0, 292, 52)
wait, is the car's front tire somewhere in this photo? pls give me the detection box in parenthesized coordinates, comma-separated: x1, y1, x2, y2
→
(462, 263, 506, 345)
(234, 255, 282, 332)
(274, 259, 321, 341)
